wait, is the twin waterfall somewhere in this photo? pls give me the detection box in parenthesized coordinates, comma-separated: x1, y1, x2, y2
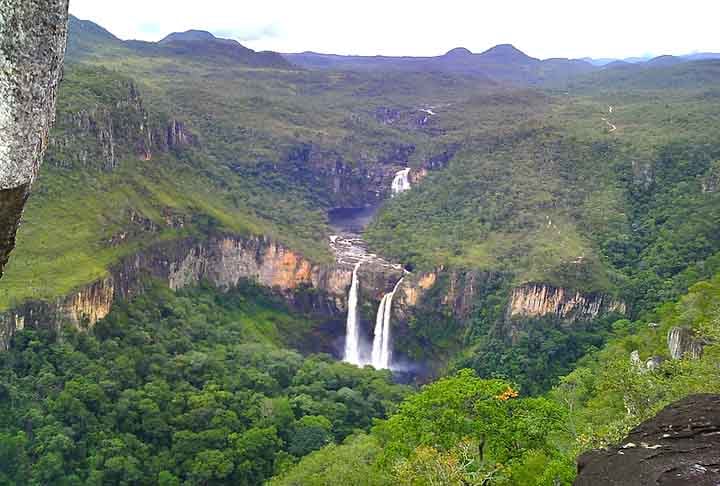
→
(343, 262, 404, 370)
(341, 167, 412, 370)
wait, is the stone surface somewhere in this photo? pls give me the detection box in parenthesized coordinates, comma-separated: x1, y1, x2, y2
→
(49, 81, 196, 170)
(668, 327, 704, 360)
(575, 394, 720, 485)
(0, 0, 69, 277)
(507, 283, 626, 322)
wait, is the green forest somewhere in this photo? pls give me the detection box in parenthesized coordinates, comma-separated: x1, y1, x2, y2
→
(1, 274, 718, 484)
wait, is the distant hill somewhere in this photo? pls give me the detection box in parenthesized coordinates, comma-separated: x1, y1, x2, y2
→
(159, 30, 218, 44)
(682, 52, 720, 61)
(66, 15, 123, 58)
(574, 58, 720, 90)
(584, 52, 720, 68)
(646, 55, 685, 67)
(66, 16, 290, 68)
(285, 45, 595, 86)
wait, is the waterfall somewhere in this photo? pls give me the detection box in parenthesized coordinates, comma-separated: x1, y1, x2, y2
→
(343, 262, 362, 366)
(371, 277, 404, 370)
(391, 168, 411, 196)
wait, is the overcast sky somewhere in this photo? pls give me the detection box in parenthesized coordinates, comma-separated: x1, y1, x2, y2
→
(69, 0, 720, 59)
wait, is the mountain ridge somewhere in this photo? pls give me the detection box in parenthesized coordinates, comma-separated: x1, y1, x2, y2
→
(67, 15, 290, 68)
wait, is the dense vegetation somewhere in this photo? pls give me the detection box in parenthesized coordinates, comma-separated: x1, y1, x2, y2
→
(1, 272, 717, 484)
(0, 284, 409, 484)
(366, 66, 720, 391)
(272, 271, 720, 485)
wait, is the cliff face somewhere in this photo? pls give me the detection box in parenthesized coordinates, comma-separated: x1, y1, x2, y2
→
(0, 234, 355, 350)
(0, 0, 69, 277)
(48, 80, 195, 170)
(667, 327, 704, 360)
(284, 142, 456, 207)
(507, 283, 626, 322)
(396, 269, 507, 324)
(398, 273, 626, 325)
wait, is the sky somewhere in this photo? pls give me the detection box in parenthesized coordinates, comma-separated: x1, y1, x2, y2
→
(69, 0, 720, 60)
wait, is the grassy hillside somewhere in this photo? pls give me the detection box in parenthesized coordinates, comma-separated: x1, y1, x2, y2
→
(0, 65, 331, 310)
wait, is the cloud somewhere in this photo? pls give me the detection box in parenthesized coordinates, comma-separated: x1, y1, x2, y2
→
(138, 23, 162, 35)
(216, 24, 282, 43)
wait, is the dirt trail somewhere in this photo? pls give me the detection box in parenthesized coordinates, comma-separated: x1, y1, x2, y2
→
(602, 105, 617, 132)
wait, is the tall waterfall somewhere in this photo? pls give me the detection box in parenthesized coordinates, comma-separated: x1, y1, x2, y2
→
(371, 277, 404, 370)
(343, 262, 362, 366)
(391, 168, 411, 196)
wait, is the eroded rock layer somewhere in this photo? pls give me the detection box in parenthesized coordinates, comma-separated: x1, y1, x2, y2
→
(508, 283, 626, 322)
(0, 234, 407, 350)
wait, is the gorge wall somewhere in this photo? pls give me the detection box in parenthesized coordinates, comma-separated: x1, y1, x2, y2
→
(398, 273, 626, 324)
(507, 283, 626, 322)
(0, 235, 352, 350)
(0, 233, 412, 351)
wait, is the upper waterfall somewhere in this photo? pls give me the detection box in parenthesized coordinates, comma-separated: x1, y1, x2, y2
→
(371, 277, 404, 370)
(343, 262, 363, 366)
(391, 168, 411, 196)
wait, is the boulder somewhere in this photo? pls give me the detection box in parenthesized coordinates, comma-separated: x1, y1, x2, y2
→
(575, 394, 720, 485)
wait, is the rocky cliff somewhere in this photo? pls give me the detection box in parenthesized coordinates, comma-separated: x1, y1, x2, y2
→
(667, 327, 704, 360)
(0, 0, 69, 277)
(507, 283, 626, 322)
(282, 141, 456, 208)
(0, 234, 350, 349)
(48, 78, 195, 170)
(398, 275, 625, 325)
(0, 233, 408, 350)
(575, 394, 720, 485)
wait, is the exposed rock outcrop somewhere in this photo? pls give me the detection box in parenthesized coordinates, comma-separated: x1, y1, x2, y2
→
(507, 283, 626, 322)
(396, 269, 507, 324)
(279, 142, 455, 207)
(0, 0, 69, 277)
(575, 394, 720, 485)
(667, 327, 704, 360)
(49, 81, 195, 170)
(632, 160, 654, 189)
(0, 233, 408, 350)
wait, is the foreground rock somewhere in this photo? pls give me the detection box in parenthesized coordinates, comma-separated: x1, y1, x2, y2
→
(0, 0, 69, 277)
(575, 394, 720, 485)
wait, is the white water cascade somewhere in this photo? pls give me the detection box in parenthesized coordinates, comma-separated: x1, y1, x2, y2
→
(343, 262, 363, 365)
(371, 277, 404, 370)
(391, 168, 411, 196)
